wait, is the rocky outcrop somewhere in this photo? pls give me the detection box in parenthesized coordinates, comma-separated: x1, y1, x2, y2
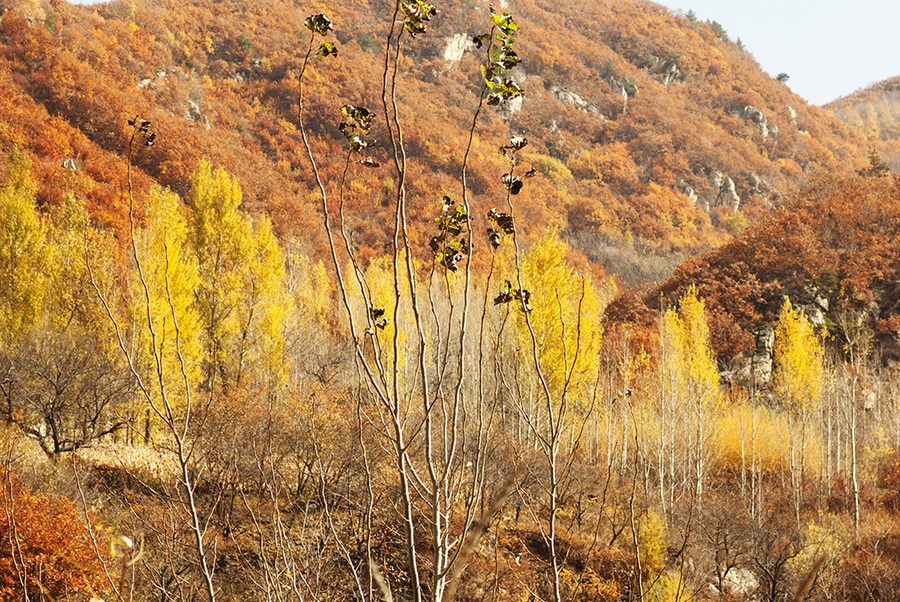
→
(748, 173, 762, 194)
(661, 61, 682, 86)
(798, 286, 830, 327)
(639, 53, 683, 86)
(443, 33, 473, 65)
(605, 76, 636, 114)
(137, 70, 173, 90)
(785, 105, 797, 123)
(184, 100, 211, 130)
(720, 327, 773, 389)
(742, 105, 775, 140)
(708, 170, 741, 211)
(487, 68, 526, 118)
(185, 100, 202, 122)
(607, 76, 636, 99)
(680, 183, 704, 211)
(682, 170, 743, 214)
(708, 568, 759, 598)
(549, 85, 600, 115)
(501, 94, 523, 116)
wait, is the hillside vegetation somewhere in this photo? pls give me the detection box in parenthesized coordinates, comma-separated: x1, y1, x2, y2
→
(0, 0, 878, 282)
(827, 76, 900, 169)
(610, 169, 900, 362)
(2, 0, 900, 601)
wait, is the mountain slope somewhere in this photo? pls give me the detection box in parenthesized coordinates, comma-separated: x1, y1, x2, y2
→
(0, 0, 877, 282)
(826, 76, 900, 169)
(608, 170, 900, 368)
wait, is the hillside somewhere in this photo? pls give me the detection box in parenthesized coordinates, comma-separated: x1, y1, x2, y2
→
(826, 75, 900, 169)
(0, 0, 877, 284)
(4, 1, 900, 600)
(608, 169, 900, 365)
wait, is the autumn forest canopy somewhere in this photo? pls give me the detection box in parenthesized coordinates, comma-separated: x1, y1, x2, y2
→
(2, 0, 900, 600)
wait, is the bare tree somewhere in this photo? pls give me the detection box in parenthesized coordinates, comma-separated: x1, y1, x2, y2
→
(296, 7, 525, 600)
(88, 118, 219, 601)
(1, 321, 131, 460)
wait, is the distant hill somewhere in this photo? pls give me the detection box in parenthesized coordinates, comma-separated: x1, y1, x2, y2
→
(0, 0, 877, 284)
(826, 76, 900, 169)
(607, 170, 900, 371)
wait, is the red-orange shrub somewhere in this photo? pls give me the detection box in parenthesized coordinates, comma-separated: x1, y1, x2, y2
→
(0, 470, 107, 600)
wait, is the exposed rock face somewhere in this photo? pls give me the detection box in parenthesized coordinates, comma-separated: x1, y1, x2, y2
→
(661, 61, 681, 86)
(494, 69, 526, 117)
(708, 170, 741, 211)
(185, 100, 211, 128)
(680, 183, 707, 212)
(749, 173, 762, 194)
(742, 105, 772, 139)
(756, 326, 774, 356)
(500, 95, 523, 116)
(683, 169, 744, 214)
(605, 76, 635, 113)
(549, 85, 599, 114)
(639, 52, 682, 86)
(443, 32, 473, 65)
(607, 76, 635, 99)
(801, 304, 826, 326)
(709, 568, 760, 598)
(185, 100, 202, 122)
(720, 326, 773, 388)
(798, 288, 830, 327)
(137, 70, 171, 90)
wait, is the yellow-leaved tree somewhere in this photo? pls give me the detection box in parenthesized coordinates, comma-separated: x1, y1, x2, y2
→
(0, 165, 131, 456)
(0, 150, 44, 336)
(495, 227, 614, 602)
(186, 159, 291, 394)
(660, 286, 720, 504)
(235, 214, 290, 393)
(773, 296, 823, 526)
(131, 185, 202, 436)
(515, 228, 612, 402)
(774, 297, 824, 414)
(46, 194, 117, 333)
(187, 159, 252, 389)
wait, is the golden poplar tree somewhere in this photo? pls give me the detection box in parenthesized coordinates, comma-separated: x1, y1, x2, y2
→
(774, 297, 824, 415)
(660, 286, 720, 502)
(187, 159, 254, 388)
(515, 228, 612, 401)
(773, 296, 823, 525)
(187, 159, 289, 392)
(0, 150, 45, 336)
(236, 214, 290, 391)
(133, 185, 203, 401)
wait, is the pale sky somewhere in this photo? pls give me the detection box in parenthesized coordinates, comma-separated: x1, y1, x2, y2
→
(655, 0, 900, 105)
(66, 0, 898, 106)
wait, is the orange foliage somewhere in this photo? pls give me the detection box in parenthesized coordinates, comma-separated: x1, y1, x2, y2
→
(613, 172, 900, 359)
(0, 0, 877, 271)
(0, 470, 107, 600)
